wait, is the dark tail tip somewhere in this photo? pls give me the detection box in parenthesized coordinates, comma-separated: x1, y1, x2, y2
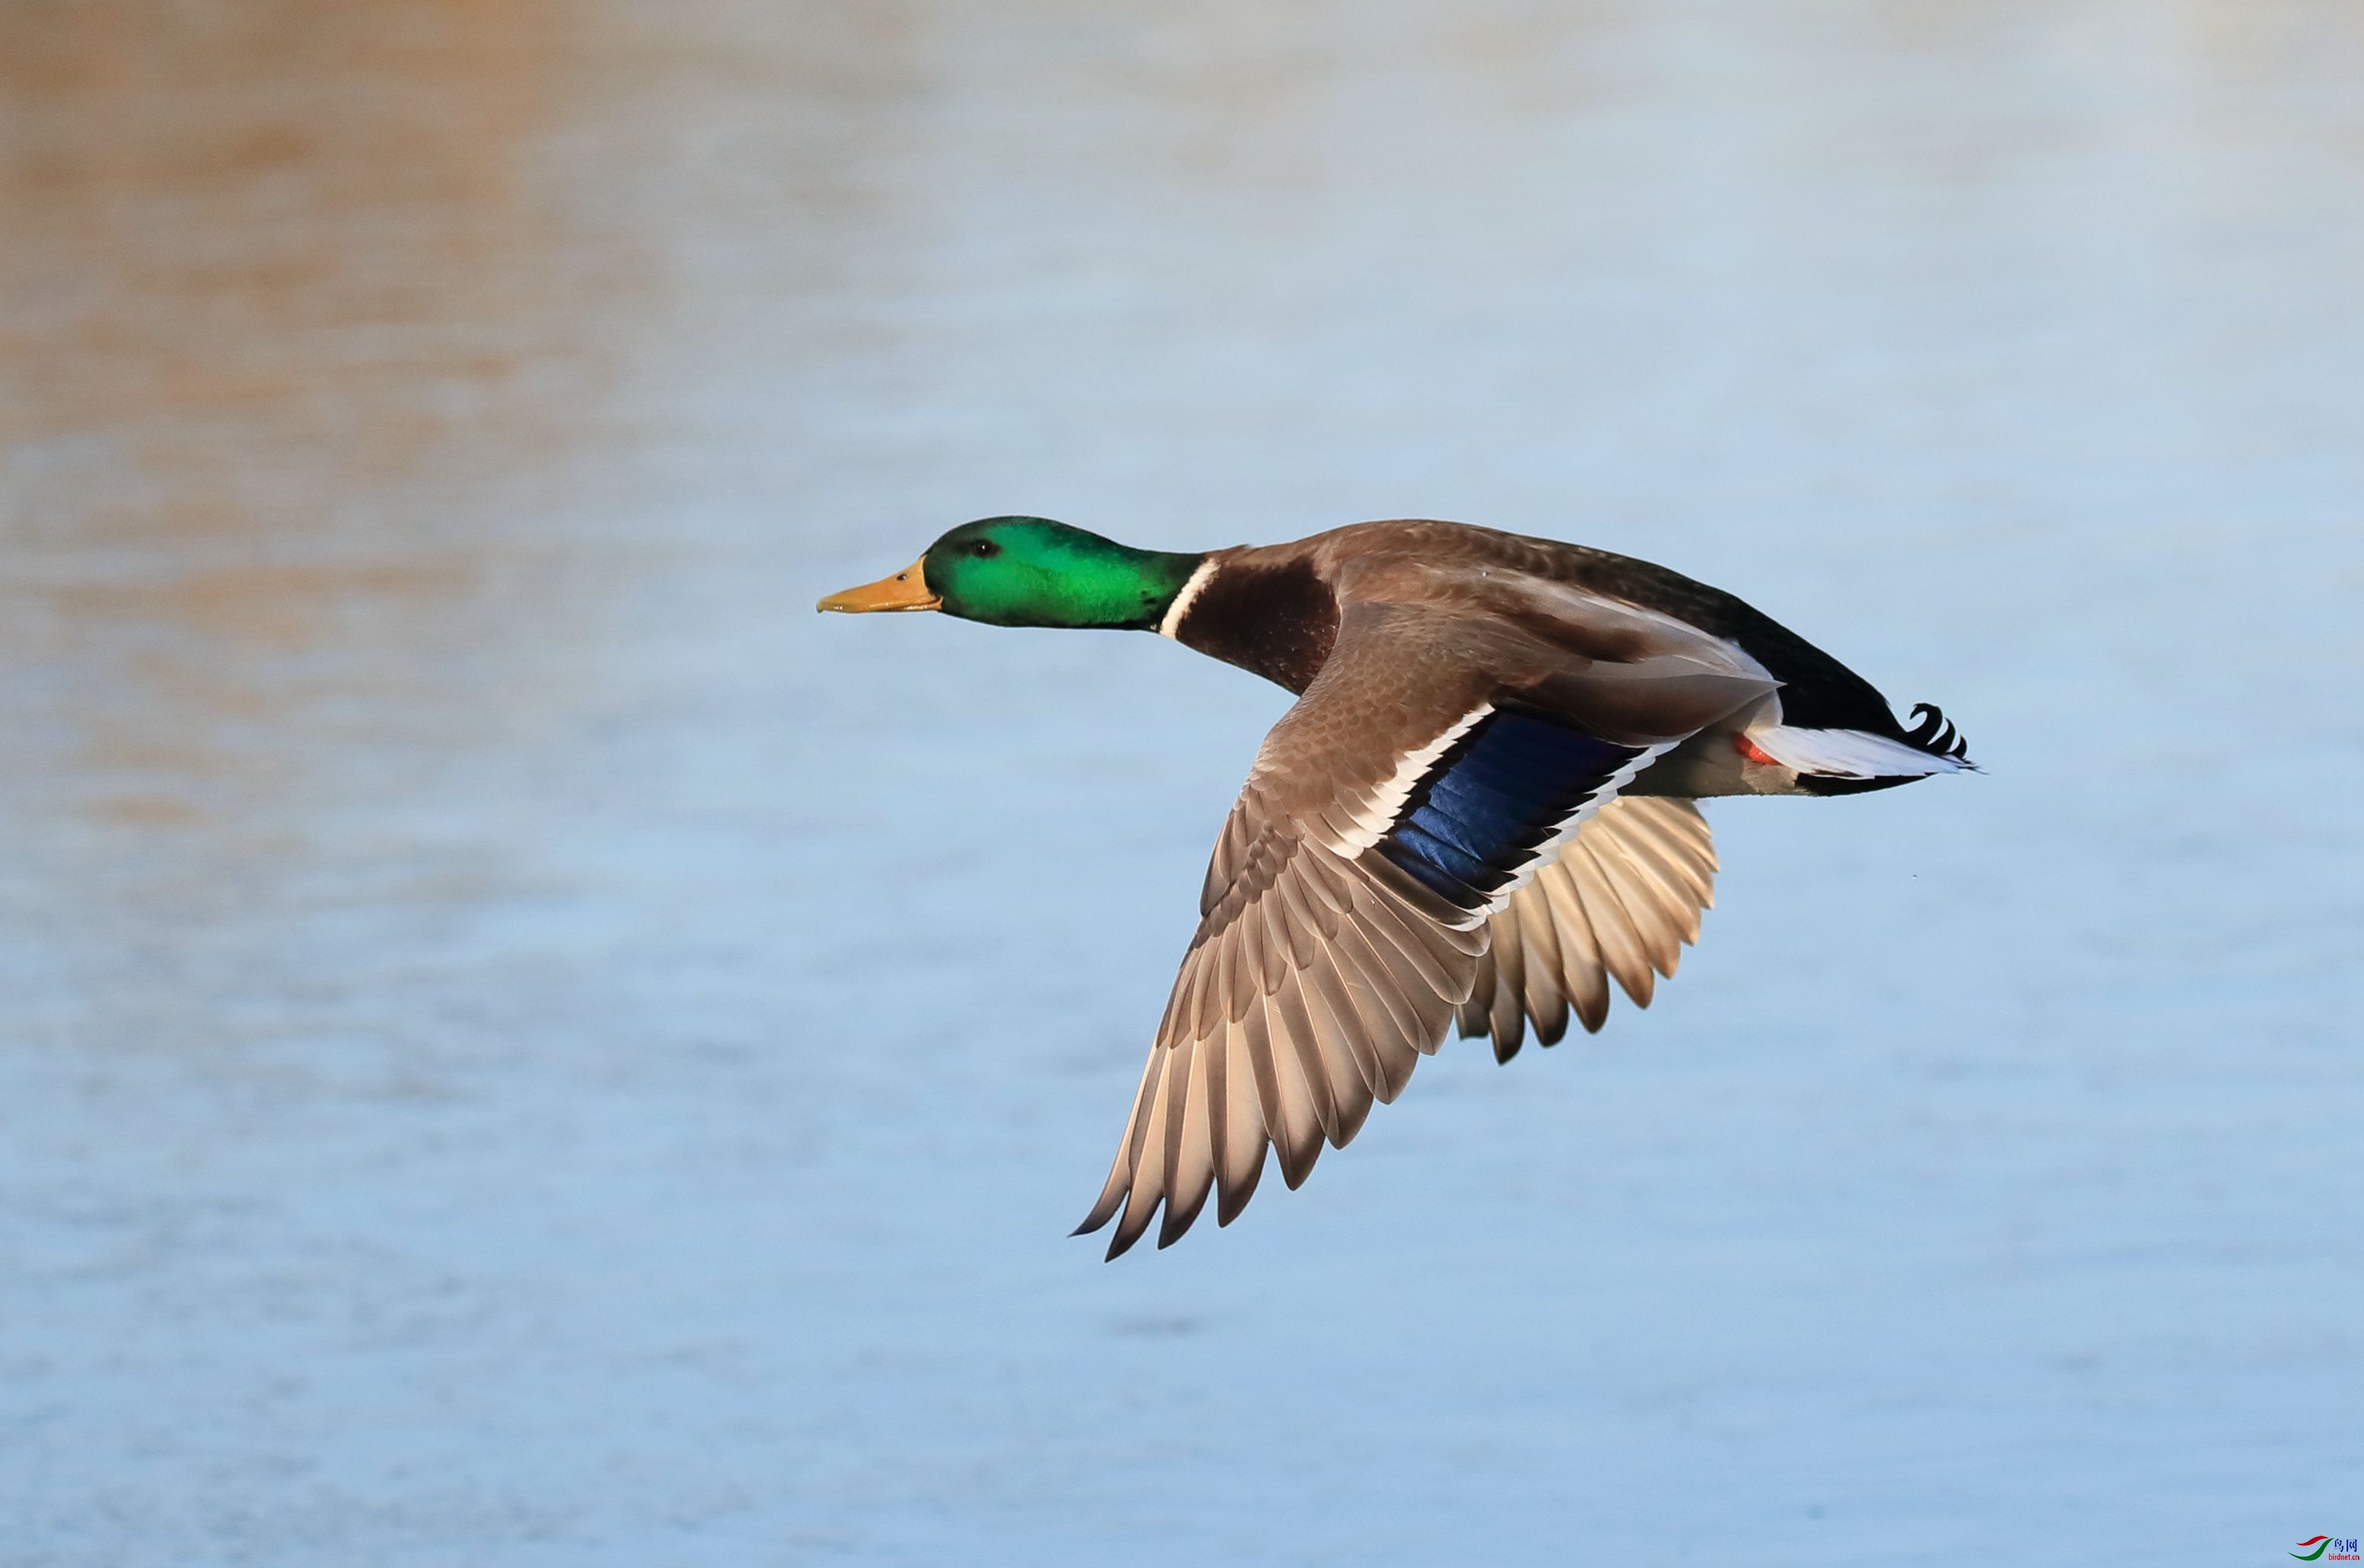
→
(1906, 702, 1974, 766)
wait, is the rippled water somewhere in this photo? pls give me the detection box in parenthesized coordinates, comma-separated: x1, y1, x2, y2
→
(4, 2, 2360, 1563)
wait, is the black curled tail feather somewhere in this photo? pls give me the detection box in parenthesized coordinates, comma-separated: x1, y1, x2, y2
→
(1905, 703, 1973, 766)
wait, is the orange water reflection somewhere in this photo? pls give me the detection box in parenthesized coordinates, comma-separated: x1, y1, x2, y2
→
(0, 0, 619, 839)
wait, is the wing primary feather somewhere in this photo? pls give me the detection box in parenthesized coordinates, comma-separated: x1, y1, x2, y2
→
(1607, 820, 1708, 944)
(1533, 860, 1612, 1034)
(1454, 996, 1486, 1041)
(1158, 1035, 1216, 1249)
(1590, 830, 1685, 978)
(1612, 801, 1716, 912)
(1156, 1035, 1197, 1234)
(1074, 1045, 1162, 1236)
(1239, 992, 1311, 1190)
(1215, 1020, 1268, 1225)
(1458, 949, 1497, 1042)
(1106, 1051, 1177, 1260)
(1256, 992, 1324, 1189)
(1513, 878, 1571, 1045)
(1565, 839, 1655, 1007)
(1202, 1012, 1230, 1214)
(1328, 920, 1423, 1098)
(1324, 906, 1422, 1042)
(1271, 974, 1342, 1145)
(1597, 800, 1701, 903)
(1486, 906, 1528, 1059)
(1304, 950, 1391, 1103)
(1486, 985, 1519, 1061)
(1294, 969, 1374, 1146)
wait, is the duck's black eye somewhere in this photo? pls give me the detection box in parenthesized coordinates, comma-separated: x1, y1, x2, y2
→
(970, 539, 999, 558)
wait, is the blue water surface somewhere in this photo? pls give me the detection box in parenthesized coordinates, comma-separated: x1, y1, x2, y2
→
(2, 2, 2358, 1563)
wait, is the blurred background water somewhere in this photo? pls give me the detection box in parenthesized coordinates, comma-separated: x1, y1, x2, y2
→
(2, 2, 2359, 1563)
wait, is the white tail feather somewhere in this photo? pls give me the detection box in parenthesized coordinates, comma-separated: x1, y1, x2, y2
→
(1748, 726, 1967, 779)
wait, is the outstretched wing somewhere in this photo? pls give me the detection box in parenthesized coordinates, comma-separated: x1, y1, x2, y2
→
(1457, 796, 1717, 1059)
(1074, 599, 1771, 1257)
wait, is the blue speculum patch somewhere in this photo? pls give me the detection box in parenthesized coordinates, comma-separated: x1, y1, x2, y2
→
(1377, 710, 1637, 909)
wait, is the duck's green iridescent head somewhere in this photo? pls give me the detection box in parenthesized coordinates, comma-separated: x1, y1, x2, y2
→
(818, 517, 1204, 631)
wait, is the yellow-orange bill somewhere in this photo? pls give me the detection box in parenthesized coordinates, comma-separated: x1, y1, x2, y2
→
(816, 556, 939, 613)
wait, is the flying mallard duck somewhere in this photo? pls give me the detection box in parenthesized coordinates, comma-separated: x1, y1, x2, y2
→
(821, 518, 1972, 1257)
